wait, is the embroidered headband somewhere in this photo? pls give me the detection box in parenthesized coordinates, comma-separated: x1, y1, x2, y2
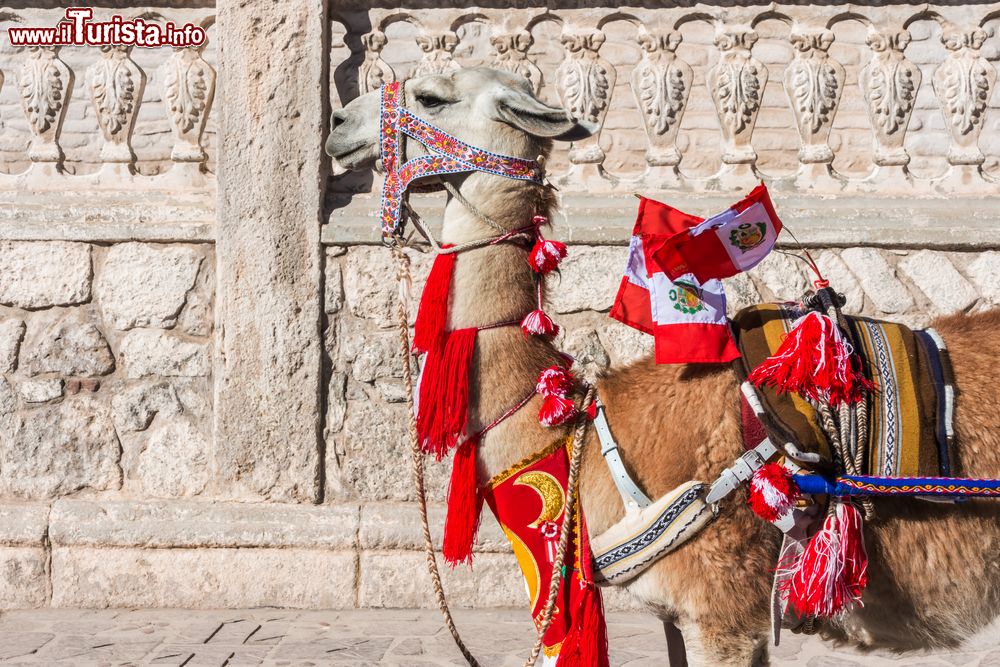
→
(378, 81, 545, 237)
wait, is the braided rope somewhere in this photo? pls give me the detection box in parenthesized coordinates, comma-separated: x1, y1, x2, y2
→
(524, 384, 597, 667)
(392, 247, 482, 667)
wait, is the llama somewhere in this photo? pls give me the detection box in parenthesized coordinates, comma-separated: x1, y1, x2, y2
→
(326, 67, 1000, 666)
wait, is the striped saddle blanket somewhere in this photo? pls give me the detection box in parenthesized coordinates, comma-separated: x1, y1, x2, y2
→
(732, 304, 956, 477)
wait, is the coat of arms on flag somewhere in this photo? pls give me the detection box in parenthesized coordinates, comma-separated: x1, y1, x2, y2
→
(610, 183, 783, 364)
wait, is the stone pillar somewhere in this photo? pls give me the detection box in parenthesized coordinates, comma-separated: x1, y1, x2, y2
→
(214, 0, 326, 502)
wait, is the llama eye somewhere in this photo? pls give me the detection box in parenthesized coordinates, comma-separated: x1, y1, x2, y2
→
(415, 93, 449, 109)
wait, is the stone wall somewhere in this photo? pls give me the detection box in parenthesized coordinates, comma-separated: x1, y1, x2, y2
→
(1, 0, 999, 611)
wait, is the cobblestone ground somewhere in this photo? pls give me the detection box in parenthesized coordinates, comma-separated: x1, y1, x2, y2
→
(0, 609, 995, 666)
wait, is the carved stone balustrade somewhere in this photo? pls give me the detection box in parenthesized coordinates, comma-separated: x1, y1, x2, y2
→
(330, 3, 1000, 202)
(0, 8, 217, 193)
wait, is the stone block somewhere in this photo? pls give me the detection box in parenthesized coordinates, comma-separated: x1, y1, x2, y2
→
(120, 330, 210, 378)
(724, 273, 763, 315)
(550, 247, 627, 313)
(598, 322, 653, 366)
(899, 250, 978, 315)
(840, 248, 915, 314)
(21, 319, 115, 378)
(564, 327, 610, 376)
(0, 503, 49, 546)
(0, 547, 48, 609)
(51, 547, 356, 609)
(814, 251, 865, 314)
(967, 251, 1000, 305)
(49, 500, 359, 549)
(0, 242, 91, 310)
(131, 419, 210, 498)
(0, 319, 25, 373)
(358, 551, 523, 609)
(752, 251, 810, 302)
(17, 378, 63, 403)
(0, 396, 120, 499)
(339, 318, 401, 383)
(358, 502, 509, 553)
(0, 377, 15, 416)
(325, 258, 344, 314)
(96, 243, 203, 330)
(343, 248, 399, 325)
(110, 380, 183, 433)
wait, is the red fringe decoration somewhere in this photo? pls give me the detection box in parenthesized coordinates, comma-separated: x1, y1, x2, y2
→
(785, 501, 868, 618)
(416, 327, 478, 459)
(528, 237, 568, 274)
(521, 309, 560, 339)
(557, 583, 610, 667)
(413, 251, 456, 354)
(539, 395, 577, 427)
(443, 435, 483, 567)
(748, 462, 800, 522)
(748, 311, 874, 407)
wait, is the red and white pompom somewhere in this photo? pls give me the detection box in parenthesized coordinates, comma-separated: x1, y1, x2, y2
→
(528, 237, 568, 274)
(536, 365, 574, 397)
(748, 462, 799, 522)
(521, 309, 560, 339)
(539, 394, 577, 427)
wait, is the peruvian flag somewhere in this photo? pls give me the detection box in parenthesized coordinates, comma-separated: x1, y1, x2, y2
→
(610, 196, 740, 364)
(647, 183, 782, 283)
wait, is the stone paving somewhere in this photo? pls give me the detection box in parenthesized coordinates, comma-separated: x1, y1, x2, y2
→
(0, 609, 995, 666)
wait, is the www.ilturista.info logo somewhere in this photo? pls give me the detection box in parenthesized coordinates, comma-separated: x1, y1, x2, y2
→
(7, 8, 206, 48)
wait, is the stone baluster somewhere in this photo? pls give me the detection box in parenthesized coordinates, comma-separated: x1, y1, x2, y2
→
(630, 29, 692, 188)
(18, 45, 73, 178)
(160, 41, 216, 185)
(707, 26, 767, 187)
(411, 31, 460, 77)
(359, 30, 395, 95)
(555, 28, 616, 186)
(87, 44, 146, 178)
(784, 27, 845, 188)
(859, 28, 920, 182)
(932, 24, 996, 189)
(490, 29, 542, 94)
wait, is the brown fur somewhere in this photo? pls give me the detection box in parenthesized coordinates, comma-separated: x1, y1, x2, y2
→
(327, 69, 1000, 666)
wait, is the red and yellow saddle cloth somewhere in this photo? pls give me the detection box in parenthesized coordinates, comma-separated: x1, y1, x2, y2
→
(484, 439, 609, 667)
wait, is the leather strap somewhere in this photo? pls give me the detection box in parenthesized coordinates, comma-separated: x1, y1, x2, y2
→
(594, 398, 652, 511)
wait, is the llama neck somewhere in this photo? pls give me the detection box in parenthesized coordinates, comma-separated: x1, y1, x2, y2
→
(440, 176, 567, 479)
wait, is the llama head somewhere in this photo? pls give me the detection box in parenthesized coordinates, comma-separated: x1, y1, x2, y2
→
(326, 67, 594, 175)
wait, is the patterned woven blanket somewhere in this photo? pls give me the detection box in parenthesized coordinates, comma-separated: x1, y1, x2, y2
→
(732, 303, 955, 477)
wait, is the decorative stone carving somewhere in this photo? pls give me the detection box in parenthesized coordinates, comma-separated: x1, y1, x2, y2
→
(160, 43, 216, 167)
(87, 44, 146, 170)
(860, 29, 920, 168)
(932, 25, 996, 168)
(359, 31, 395, 95)
(411, 31, 460, 77)
(556, 29, 615, 173)
(490, 30, 541, 94)
(784, 28, 844, 166)
(18, 45, 73, 166)
(630, 30, 691, 169)
(707, 26, 767, 169)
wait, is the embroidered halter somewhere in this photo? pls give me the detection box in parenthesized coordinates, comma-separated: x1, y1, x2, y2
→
(378, 81, 544, 237)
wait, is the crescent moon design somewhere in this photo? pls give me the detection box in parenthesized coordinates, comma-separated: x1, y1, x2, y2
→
(514, 471, 566, 528)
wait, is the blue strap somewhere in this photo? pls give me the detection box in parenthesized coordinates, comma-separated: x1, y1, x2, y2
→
(795, 474, 1000, 497)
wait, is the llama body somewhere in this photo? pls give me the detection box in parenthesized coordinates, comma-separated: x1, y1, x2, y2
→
(326, 67, 1000, 666)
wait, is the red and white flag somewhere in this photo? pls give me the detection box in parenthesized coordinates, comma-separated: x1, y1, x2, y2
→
(610, 196, 740, 364)
(647, 183, 782, 283)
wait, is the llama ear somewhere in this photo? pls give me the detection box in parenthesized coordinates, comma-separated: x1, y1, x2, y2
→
(490, 87, 596, 141)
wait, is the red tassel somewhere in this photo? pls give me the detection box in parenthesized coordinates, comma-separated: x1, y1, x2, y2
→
(528, 237, 568, 274)
(413, 252, 456, 354)
(443, 435, 483, 567)
(557, 584, 610, 667)
(748, 462, 800, 522)
(521, 309, 560, 339)
(748, 311, 874, 407)
(536, 366, 574, 397)
(539, 395, 577, 427)
(416, 328, 477, 459)
(785, 501, 868, 618)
